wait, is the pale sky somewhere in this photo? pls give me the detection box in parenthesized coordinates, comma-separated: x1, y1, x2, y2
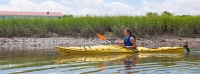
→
(0, 0, 200, 16)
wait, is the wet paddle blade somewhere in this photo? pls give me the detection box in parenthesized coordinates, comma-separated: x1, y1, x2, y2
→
(97, 34, 107, 40)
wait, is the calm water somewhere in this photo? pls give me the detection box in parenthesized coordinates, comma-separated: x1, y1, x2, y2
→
(0, 49, 200, 74)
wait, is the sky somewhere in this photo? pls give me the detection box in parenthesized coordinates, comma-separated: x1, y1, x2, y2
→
(0, 0, 200, 16)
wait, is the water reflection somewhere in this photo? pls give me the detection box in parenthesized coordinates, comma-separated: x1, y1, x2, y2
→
(55, 53, 135, 64)
(55, 52, 189, 74)
(123, 54, 138, 74)
(0, 49, 199, 74)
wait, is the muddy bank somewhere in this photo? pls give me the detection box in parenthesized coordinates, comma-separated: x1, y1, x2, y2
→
(0, 36, 199, 51)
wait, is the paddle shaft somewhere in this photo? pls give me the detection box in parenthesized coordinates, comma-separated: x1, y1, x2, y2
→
(183, 45, 190, 52)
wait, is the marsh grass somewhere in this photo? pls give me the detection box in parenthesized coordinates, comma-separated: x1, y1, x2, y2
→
(0, 15, 199, 38)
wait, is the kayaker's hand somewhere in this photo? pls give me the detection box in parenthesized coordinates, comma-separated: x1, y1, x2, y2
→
(125, 46, 130, 48)
(115, 42, 120, 44)
(125, 46, 133, 49)
(123, 46, 127, 48)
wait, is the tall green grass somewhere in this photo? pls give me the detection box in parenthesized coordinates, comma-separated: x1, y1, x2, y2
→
(0, 15, 200, 38)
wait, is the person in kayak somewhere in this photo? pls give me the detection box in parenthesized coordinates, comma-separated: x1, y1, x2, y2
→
(115, 28, 137, 49)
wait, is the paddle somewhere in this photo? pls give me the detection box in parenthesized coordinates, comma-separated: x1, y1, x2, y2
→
(97, 33, 115, 44)
(183, 41, 190, 52)
(97, 34, 107, 41)
(97, 33, 139, 53)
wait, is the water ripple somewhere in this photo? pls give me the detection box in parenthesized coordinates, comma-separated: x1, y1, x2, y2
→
(0, 52, 199, 74)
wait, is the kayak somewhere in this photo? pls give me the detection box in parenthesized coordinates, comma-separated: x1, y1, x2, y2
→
(55, 44, 185, 54)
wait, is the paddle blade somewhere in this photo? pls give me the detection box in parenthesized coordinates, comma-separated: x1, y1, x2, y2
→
(97, 34, 107, 40)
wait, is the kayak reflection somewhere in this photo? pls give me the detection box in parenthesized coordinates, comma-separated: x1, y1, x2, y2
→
(55, 52, 184, 73)
(55, 53, 136, 64)
(97, 54, 139, 72)
(55, 52, 184, 64)
(55, 53, 137, 72)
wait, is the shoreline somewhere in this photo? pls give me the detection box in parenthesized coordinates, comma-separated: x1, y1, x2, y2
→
(0, 36, 199, 51)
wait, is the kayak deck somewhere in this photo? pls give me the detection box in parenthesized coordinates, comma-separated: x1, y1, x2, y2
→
(55, 45, 185, 54)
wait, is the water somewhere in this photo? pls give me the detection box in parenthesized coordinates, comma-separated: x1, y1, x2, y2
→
(0, 49, 200, 74)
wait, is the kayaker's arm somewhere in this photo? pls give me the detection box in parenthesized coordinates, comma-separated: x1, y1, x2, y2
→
(129, 37, 137, 49)
(115, 40, 124, 45)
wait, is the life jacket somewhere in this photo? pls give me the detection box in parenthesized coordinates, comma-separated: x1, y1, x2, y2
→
(124, 35, 136, 46)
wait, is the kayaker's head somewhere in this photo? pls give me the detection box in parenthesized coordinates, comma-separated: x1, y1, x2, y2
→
(124, 28, 132, 37)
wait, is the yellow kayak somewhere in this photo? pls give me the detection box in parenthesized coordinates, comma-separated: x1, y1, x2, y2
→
(55, 44, 185, 54)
